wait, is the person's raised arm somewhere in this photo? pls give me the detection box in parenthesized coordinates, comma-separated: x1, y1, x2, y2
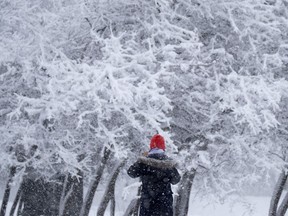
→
(127, 162, 142, 178)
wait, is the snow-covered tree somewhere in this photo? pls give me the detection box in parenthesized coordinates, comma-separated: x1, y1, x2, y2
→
(161, 0, 288, 214)
(0, 0, 172, 215)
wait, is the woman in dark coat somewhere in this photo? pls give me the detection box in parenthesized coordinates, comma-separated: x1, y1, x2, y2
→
(127, 134, 181, 216)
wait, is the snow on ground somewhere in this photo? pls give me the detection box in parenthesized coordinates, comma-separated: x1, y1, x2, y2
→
(87, 196, 271, 216)
(186, 196, 270, 216)
(1, 195, 273, 216)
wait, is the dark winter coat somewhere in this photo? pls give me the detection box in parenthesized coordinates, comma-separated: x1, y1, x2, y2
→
(127, 153, 181, 216)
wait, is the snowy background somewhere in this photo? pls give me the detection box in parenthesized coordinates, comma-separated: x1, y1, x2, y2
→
(1, 0, 288, 215)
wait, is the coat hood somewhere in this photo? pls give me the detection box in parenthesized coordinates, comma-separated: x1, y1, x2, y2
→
(137, 156, 177, 169)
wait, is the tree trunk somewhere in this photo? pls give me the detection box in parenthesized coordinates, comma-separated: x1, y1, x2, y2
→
(277, 190, 288, 216)
(79, 147, 111, 216)
(123, 184, 141, 216)
(0, 166, 16, 216)
(269, 170, 288, 216)
(44, 174, 65, 216)
(61, 171, 84, 216)
(123, 198, 140, 216)
(97, 160, 126, 216)
(132, 185, 141, 216)
(21, 178, 49, 216)
(9, 183, 22, 216)
(110, 196, 115, 216)
(174, 169, 196, 216)
(16, 197, 23, 216)
(59, 175, 71, 216)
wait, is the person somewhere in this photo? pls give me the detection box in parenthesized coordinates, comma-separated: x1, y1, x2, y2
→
(127, 134, 181, 216)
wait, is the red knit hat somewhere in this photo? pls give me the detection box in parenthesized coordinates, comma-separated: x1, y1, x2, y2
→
(150, 134, 165, 151)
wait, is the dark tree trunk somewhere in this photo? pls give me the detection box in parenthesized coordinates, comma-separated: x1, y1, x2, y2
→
(277, 190, 288, 216)
(45, 174, 65, 216)
(0, 166, 16, 216)
(97, 160, 126, 216)
(110, 196, 115, 216)
(59, 175, 71, 216)
(174, 169, 196, 216)
(269, 171, 288, 216)
(21, 178, 47, 216)
(61, 171, 84, 216)
(132, 185, 141, 216)
(20, 174, 65, 216)
(9, 183, 22, 216)
(79, 147, 111, 216)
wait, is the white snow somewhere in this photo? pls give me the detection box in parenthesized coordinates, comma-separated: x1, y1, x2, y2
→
(86, 196, 271, 216)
